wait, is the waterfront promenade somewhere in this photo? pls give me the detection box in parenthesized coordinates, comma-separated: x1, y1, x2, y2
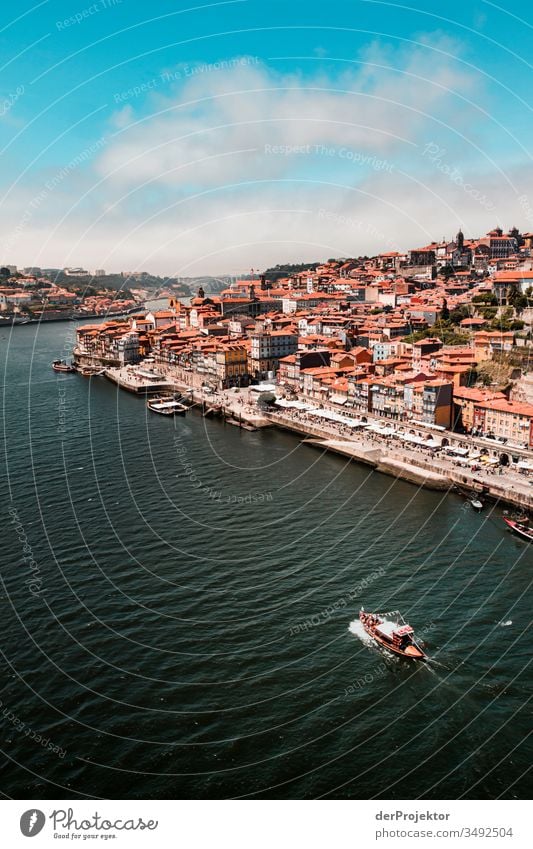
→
(103, 363, 533, 511)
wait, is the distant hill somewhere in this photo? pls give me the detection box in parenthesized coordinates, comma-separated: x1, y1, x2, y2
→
(46, 271, 191, 299)
(263, 262, 319, 282)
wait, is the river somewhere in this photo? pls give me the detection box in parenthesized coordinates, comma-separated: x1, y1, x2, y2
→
(1, 320, 531, 799)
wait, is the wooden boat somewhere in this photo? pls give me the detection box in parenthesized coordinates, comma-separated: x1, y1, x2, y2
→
(147, 396, 188, 416)
(52, 359, 76, 373)
(503, 517, 533, 542)
(359, 609, 427, 660)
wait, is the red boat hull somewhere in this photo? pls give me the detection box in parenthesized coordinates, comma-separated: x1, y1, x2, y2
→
(503, 518, 533, 542)
(52, 363, 76, 373)
(360, 615, 426, 660)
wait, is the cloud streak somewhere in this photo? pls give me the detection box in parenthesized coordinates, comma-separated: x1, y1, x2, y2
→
(2, 34, 530, 273)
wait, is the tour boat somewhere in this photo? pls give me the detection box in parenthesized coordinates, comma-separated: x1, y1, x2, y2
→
(503, 517, 533, 542)
(147, 396, 188, 416)
(359, 609, 427, 660)
(51, 359, 76, 373)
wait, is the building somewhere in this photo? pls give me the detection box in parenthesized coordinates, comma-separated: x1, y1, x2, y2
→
(479, 227, 518, 259)
(473, 398, 533, 447)
(249, 331, 298, 378)
(215, 344, 248, 388)
(419, 379, 453, 428)
(452, 387, 506, 433)
(473, 331, 515, 361)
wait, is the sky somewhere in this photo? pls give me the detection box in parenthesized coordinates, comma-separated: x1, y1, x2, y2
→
(1, 0, 533, 276)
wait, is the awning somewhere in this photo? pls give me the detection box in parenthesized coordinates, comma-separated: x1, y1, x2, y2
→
(250, 383, 277, 392)
(330, 395, 348, 405)
(399, 433, 425, 445)
(275, 399, 314, 410)
(444, 446, 469, 456)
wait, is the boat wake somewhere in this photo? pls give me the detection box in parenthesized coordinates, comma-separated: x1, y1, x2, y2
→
(348, 619, 400, 662)
(348, 618, 374, 645)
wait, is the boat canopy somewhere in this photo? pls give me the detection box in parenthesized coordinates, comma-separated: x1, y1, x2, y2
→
(375, 621, 397, 637)
(394, 624, 414, 636)
(150, 401, 182, 410)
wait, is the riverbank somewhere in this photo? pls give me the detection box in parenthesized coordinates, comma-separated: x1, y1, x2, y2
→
(94, 364, 533, 512)
(268, 409, 532, 510)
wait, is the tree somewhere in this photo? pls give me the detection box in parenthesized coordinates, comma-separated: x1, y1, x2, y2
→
(441, 298, 450, 321)
(465, 367, 478, 386)
(472, 293, 497, 306)
(440, 265, 454, 278)
(507, 283, 527, 312)
(449, 305, 469, 325)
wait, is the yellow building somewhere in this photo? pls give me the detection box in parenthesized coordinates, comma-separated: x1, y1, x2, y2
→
(215, 344, 248, 388)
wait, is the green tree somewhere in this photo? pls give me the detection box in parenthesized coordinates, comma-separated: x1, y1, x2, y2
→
(449, 305, 469, 325)
(507, 283, 528, 312)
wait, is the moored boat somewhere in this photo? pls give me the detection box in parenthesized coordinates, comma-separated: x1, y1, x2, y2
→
(469, 493, 483, 511)
(359, 609, 427, 660)
(51, 359, 76, 373)
(503, 517, 533, 542)
(147, 396, 188, 416)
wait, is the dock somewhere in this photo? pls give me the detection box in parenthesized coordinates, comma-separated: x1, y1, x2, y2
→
(104, 365, 173, 395)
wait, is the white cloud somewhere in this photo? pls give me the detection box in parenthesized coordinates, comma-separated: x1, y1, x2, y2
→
(2, 34, 530, 274)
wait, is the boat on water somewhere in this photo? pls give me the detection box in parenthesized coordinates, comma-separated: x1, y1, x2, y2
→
(0, 315, 30, 326)
(503, 517, 533, 542)
(51, 359, 76, 373)
(78, 366, 104, 377)
(147, 396, 188, 416)
(469, 492, 483, 511)
(359, 609, 427, 660)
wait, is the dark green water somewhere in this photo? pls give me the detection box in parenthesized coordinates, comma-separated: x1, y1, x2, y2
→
(1, 321, 531, 799)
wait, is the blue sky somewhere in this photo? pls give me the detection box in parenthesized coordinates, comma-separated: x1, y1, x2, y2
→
(1, 0, 532, 274)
